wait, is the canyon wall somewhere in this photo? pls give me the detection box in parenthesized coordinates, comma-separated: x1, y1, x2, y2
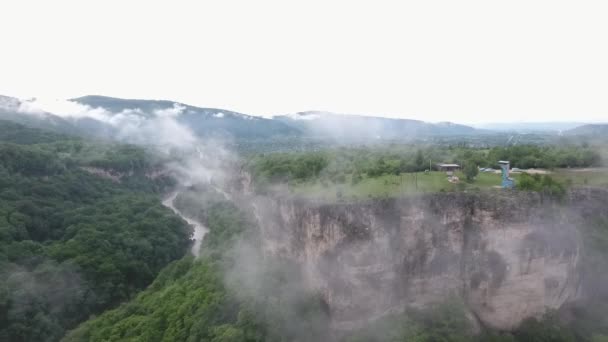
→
(251, 188, 608, 331)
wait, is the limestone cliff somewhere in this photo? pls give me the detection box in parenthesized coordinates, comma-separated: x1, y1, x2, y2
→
(250, 188, 608, 331)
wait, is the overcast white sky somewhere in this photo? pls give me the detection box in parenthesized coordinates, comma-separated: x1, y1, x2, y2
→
(1, 0, 607, 124)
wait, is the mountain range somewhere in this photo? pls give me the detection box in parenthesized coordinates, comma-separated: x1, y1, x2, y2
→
(1, 95, 606, 141)
(275, 111, 478, 140)
(564, 123, 608, 137)
(475, 121, 590, 132)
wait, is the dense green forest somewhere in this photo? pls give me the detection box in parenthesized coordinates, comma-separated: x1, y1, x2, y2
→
(62, 199, 333, 342)
(0, 122, 192, 341)
(0, 120, 73, 145)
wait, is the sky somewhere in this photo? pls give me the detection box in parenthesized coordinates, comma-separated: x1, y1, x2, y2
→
(1, 0, 607, 124)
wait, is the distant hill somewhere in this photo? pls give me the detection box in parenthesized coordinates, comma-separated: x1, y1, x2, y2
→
(275, 111, 478, 141)
(3, 95, 482, 142)
(476, 121, 588, 133)
(0, 95, 83, 135)
(73, 95, 301, 139)
(565, 123, 608, 136)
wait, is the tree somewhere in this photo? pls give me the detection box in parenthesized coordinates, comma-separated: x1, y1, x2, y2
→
(463, 160, 478, 183)
(415, 150, 425, 171)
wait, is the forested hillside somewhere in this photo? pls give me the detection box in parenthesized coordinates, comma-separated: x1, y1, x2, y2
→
(62, 197, 333, 342)
(566, 124, 608, 137)
(72, 95, 301, 140)
(0, 122, 192, 341)
(0, 120, 73, 145)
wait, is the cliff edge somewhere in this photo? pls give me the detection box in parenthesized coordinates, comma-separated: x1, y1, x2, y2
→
(251, 188, 608, 331)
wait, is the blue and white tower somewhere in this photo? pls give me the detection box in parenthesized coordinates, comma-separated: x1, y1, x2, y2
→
(499, 161, 515, 188)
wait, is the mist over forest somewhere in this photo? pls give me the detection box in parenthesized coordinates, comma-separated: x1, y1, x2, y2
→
(0, 94, 606, 342)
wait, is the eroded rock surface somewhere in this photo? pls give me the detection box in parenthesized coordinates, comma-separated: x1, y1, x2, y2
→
(251, 188, 608, 331)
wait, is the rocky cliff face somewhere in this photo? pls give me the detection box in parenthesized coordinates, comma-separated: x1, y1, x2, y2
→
(251, 188, 608, 331)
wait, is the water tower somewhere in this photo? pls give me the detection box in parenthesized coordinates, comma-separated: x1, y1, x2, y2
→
(498, 161, 515, 188)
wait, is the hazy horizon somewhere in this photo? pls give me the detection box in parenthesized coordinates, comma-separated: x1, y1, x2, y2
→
(2, 1, 608, 124)
(1, 93, 607, 127)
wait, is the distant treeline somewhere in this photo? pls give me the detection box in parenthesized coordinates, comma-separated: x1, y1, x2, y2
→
(248, 144, 602, 186)
(486, 145, 601, 169)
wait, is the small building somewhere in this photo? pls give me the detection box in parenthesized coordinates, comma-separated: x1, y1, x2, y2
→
(437, 163, 461, 178)
(436, 163, 461, 172)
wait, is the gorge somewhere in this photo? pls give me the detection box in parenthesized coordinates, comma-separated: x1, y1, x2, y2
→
(246, 187, 608, 332)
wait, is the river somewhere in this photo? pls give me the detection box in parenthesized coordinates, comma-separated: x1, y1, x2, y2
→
(162, 191, 208, 257)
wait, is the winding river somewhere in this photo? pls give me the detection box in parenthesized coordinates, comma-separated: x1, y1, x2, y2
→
(162, 191, 208, 257)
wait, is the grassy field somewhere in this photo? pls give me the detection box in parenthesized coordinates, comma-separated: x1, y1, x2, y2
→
(288, 169, 608, 201)
(550, 168, 608, 187)
(290, 171, 504, 200)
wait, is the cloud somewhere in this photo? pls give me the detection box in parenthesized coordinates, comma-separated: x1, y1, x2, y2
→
(154, 103, 186, 118)
(2, 95, 236, 192)
(2, 96, 203, 149)
(16, 97, 112, 121)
